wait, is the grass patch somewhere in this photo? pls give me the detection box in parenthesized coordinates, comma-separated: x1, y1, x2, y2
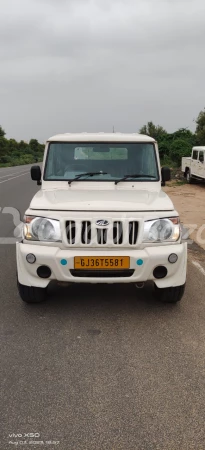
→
(166, 179, 187, 187)
(175, 180, 187, 186)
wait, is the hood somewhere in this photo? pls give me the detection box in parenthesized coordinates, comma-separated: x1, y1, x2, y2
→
(30, 187, 174, 212)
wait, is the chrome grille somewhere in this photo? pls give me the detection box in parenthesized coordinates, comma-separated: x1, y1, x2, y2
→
(65, 219, 139, 246)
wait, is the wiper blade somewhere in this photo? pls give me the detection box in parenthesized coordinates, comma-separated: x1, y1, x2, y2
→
(115, 174, 156, 185)
(68, 171, 107, 185)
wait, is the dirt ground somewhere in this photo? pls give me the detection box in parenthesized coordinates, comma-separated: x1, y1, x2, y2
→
(164, 182, 205, 250)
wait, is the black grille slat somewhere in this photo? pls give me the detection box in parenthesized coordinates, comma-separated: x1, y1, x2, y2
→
(113, 221, 123, 245)
(66, 221, 76, 244)
(81, 221, 91, 244)
(97, 228, 107, 245)
(129, 221, 138, 245)
(70, 269, 134, 278)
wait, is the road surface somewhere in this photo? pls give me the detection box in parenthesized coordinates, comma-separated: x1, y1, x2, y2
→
(1, 164, 205, 450)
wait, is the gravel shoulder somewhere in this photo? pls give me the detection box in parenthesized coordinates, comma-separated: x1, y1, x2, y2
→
(164, 182, 205, 251)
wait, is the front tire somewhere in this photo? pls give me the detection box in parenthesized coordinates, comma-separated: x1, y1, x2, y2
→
(154, 284, 185, 303)
(17, 280, 47, 303)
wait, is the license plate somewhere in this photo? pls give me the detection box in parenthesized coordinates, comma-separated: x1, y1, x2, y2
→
(74, 256, 130, 270)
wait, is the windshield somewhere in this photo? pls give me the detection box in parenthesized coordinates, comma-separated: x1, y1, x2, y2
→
(44, 142, 159, 182)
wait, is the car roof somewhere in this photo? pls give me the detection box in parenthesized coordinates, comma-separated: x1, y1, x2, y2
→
(47, 132, 156, 143)
(193, 146, 205, 151)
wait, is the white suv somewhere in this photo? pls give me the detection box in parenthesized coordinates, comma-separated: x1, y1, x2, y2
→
(16, 133, 187, 304)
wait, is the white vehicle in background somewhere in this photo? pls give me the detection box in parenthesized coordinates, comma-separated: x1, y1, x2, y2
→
(16, 133, 187, 304)
(182, 146, 205, 183)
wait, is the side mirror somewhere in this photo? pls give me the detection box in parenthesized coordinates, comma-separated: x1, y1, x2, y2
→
(31, 165, 42, 185)
(161, 166, 171, 186)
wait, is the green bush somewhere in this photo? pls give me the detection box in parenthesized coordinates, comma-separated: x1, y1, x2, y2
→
(160, 155, 178, 168)
(169, 139, 192, 166)
(0, 127, 44, 167)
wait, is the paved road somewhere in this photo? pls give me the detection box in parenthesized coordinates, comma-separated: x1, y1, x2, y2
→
(1, 165, 205, 450)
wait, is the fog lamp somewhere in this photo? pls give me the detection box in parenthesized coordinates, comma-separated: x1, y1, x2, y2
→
(168, 254, 178, 264)
(26, 254, 36, 264)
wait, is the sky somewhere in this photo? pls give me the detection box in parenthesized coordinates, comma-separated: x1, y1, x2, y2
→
(0, 0, 205, 142)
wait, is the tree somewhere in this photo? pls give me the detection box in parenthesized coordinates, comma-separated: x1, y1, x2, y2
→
(139, 121, 167, 141)
(139, 121, 169, 159)
(29, 139, 39, 152)
(0, 137, 7, 156)
(158, 140, 171, 159)
(0, 134, 44, 167)
(171, 128, 196, 145)
(169, 139, 192, 166)
(19, 140, 29, 150)
(0, 125, 6, 137)
(195, 108, 205, 145)
(0, 155, 11, 164)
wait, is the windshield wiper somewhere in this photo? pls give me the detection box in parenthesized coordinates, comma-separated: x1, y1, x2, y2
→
(68, 171, 107, 186)
(115, 174, 156, 185)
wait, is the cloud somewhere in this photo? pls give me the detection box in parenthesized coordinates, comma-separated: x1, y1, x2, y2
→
(0, 0, 205, 140)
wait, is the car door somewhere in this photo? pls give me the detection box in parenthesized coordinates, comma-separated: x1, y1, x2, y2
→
(198, 151, 205, 179)
(191, 150, 199, 176)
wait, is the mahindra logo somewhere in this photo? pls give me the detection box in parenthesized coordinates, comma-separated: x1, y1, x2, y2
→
(96, 220, 109, 227)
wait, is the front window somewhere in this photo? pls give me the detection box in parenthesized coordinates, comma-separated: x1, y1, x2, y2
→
(193, 150, 198, 160)
(199, 151, 204, 163)
(44, 142, 159, 182)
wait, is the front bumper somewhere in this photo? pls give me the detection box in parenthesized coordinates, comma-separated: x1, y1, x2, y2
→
(16, 242, 187, 288)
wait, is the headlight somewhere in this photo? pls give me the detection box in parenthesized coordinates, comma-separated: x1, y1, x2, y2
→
(24, 216, 61, 242)
(143, 217, 180, 243)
